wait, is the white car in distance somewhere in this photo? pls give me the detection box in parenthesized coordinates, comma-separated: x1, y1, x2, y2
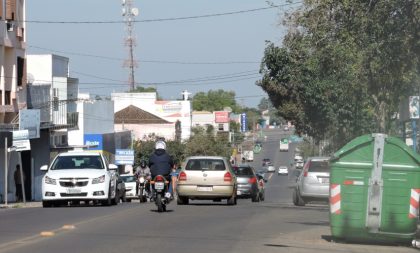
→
(278, 166, 288, 175)
(41, 151, 120, 207)
(267, 165, 276, 172)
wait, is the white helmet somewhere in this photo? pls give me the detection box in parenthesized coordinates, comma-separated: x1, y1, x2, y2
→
(155, 140, 166, 150)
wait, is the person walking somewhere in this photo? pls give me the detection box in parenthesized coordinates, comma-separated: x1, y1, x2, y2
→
(14, 165, 25, 202)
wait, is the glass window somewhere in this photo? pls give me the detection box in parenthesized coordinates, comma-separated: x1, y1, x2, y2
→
(51, 155, 104, 170)
(185, 159, 225, 171)
(309, 160, 330, 172)
(233, 166, 254, 176)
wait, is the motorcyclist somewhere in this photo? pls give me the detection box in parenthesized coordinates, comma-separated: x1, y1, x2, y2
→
(135, 160, 151, 196)
(148, 140, 174, 199)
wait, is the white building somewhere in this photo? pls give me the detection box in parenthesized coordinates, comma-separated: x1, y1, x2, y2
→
(192, 110, 230, 132)
(112, 92, 191, 141)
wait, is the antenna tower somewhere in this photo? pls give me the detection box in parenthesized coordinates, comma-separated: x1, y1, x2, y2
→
(122, 0, 139, 91)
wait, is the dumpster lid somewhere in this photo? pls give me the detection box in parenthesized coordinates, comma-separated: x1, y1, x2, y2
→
(331, 134, 420, 163)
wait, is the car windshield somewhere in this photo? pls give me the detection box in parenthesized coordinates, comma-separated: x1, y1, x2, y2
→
(185, 159, 225, 171)
(51, 155, 104, 170)
(309, 160, 330, 173)
(233, 166, 254, 176)
(121, 176, 136, 183)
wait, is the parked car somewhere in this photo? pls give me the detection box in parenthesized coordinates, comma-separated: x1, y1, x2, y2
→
(267, 165, 275, 172)
(278, 166, 288, 175)
(41, 151, 120, 207)
(121, 174, 137, 202)
(293, 157, 330, 206)
(233, 165, 263, 202)
(176, 156, 237, 205)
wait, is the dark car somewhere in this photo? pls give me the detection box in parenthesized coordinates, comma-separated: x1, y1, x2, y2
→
(115, 172, 127, 203)
(233, 165, 263, 202)
(262, 158, 272, 166)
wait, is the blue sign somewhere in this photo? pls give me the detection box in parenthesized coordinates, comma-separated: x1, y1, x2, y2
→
(84, 134, 103, 150)
(115, 149, 135, 165)
(241, 113, 247, 132)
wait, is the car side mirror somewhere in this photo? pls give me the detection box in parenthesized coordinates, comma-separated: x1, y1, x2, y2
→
(109, 164, 118, 171)
(40, 165, 48, 171)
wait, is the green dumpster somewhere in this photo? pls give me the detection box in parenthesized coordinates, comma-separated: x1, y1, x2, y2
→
(330, 133, 420, 244)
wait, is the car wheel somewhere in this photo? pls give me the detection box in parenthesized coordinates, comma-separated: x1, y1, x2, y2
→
(177, 196, 189, 205)
(127, 199, 132, 203)
(102, 185, 113, 206)
(42, 201, 52, 208)
(121, 191, 127, 203)
(293, 188, 305, 206)
(227, 194, 237, 206)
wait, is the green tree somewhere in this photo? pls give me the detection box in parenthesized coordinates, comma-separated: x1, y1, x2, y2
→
(258, 1, 419, 150)
(184, 126, 231, 158)
(192, 89, 241, 113)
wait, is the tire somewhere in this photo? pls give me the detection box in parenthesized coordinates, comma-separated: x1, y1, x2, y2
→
(227, 193, 237, 206)
(121, 191, 127, 203)
(112, 187, 119, 205)
(42, 201, 52, 208)
(102, 185, 112, 206)
(251, 193, 259, 202)
(127, 199, 132, 203)
(139, 188, 146, 203)
(260, 192, 265, 201)
(156, 194, 164, 212)
(293, 188, 305, 206)
(177, 196, 189, 205)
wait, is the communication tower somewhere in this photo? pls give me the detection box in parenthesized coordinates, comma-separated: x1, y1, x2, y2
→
(122, 0, 139, 91)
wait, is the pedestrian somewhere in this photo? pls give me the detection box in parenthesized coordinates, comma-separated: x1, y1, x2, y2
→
(14, 165, 25, 202)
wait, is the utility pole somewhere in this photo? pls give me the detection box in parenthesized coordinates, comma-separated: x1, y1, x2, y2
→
(122, 0, 139, 92)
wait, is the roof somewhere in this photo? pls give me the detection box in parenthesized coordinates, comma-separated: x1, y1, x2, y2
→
(114, 105, 171, 124)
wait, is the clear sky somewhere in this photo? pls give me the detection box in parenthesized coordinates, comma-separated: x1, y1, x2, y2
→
(26, 0, 297, 108)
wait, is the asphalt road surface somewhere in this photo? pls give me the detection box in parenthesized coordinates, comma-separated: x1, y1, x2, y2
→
(0, 129, 418, 253)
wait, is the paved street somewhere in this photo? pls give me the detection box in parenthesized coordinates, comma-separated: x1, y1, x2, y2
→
(0, 129, 418, 253)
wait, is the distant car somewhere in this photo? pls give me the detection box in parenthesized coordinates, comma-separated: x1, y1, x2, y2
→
(262, 158, 271, 166)
(295, 159, 304, 169)
(40, 151, 120, 207)
(293, 157, 330, 206)
(267, 165, 275, 172)
(233, 165, 262, 202)
(283, 126, 289, 131)
(278, 166, 288, 175)
(121, 174, 137, 202)
(176, 156, 237, 205)
(256, 168, 266, 179)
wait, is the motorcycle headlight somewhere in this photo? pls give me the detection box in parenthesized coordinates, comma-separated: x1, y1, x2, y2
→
(139, 177, 145, 183)
(92, 175, 106, 184)
(44, 176, 57, 185)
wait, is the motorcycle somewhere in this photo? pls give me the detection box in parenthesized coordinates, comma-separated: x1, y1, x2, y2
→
(137, 175, 149, 203)
(151, 175, 171, 212)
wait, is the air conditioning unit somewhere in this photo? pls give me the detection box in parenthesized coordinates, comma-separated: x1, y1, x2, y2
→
(6, 22, 13, 32)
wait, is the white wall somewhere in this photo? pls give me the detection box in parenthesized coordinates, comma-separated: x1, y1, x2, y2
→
(26, 55, 53, 84)
(68, 99, 115, 146)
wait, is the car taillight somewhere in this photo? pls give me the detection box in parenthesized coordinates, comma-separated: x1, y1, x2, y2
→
(303, 161, 311, 177)
(155, 175, 164, 182)
(249, 177, 257, 184)
(178, 171, 187, 181)
(224, 172, 232, 182)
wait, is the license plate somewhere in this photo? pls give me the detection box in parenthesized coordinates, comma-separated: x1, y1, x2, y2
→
(155, 182, 165, 190)
(127, 193, 134, 196)
(197, 186, 213, 192)
(66, 188, 81, 194)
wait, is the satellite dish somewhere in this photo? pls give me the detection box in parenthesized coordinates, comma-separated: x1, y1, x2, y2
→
(27, 73, 35, 84)
(131, 8, 139, 16)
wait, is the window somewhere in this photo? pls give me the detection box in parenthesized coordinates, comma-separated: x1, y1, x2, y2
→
(5, 91, 10, 105)
(17, 57, 24, 86)
(6, 0, 15, 21)
(186, 159, 225, 171)
(51, 156, 104, 170)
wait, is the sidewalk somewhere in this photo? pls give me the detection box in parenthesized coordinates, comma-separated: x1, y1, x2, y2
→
(0, 201, 42, 209)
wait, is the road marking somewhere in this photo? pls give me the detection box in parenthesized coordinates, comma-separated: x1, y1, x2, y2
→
(62, 224, 76, 230)
(39, 231, 55, 237)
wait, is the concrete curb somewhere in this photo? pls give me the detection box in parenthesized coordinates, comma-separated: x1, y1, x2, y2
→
(0, 202, 42, 209)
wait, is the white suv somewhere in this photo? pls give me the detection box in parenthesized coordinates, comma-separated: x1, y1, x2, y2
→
(41, 151, 120, 207)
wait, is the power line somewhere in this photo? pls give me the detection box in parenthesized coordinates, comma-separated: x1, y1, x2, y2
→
(24, 2, 302, 24)
(28, 44, 260, 65)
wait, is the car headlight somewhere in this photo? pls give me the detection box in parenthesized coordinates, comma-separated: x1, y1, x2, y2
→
(44, 176, 57, 185)
(92, 175, 106, 184)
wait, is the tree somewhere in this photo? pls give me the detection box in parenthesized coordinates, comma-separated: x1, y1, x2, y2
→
(184, 126, 231, 158)
(258, 1, 420, 150)
(192, 89, 241, 113)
